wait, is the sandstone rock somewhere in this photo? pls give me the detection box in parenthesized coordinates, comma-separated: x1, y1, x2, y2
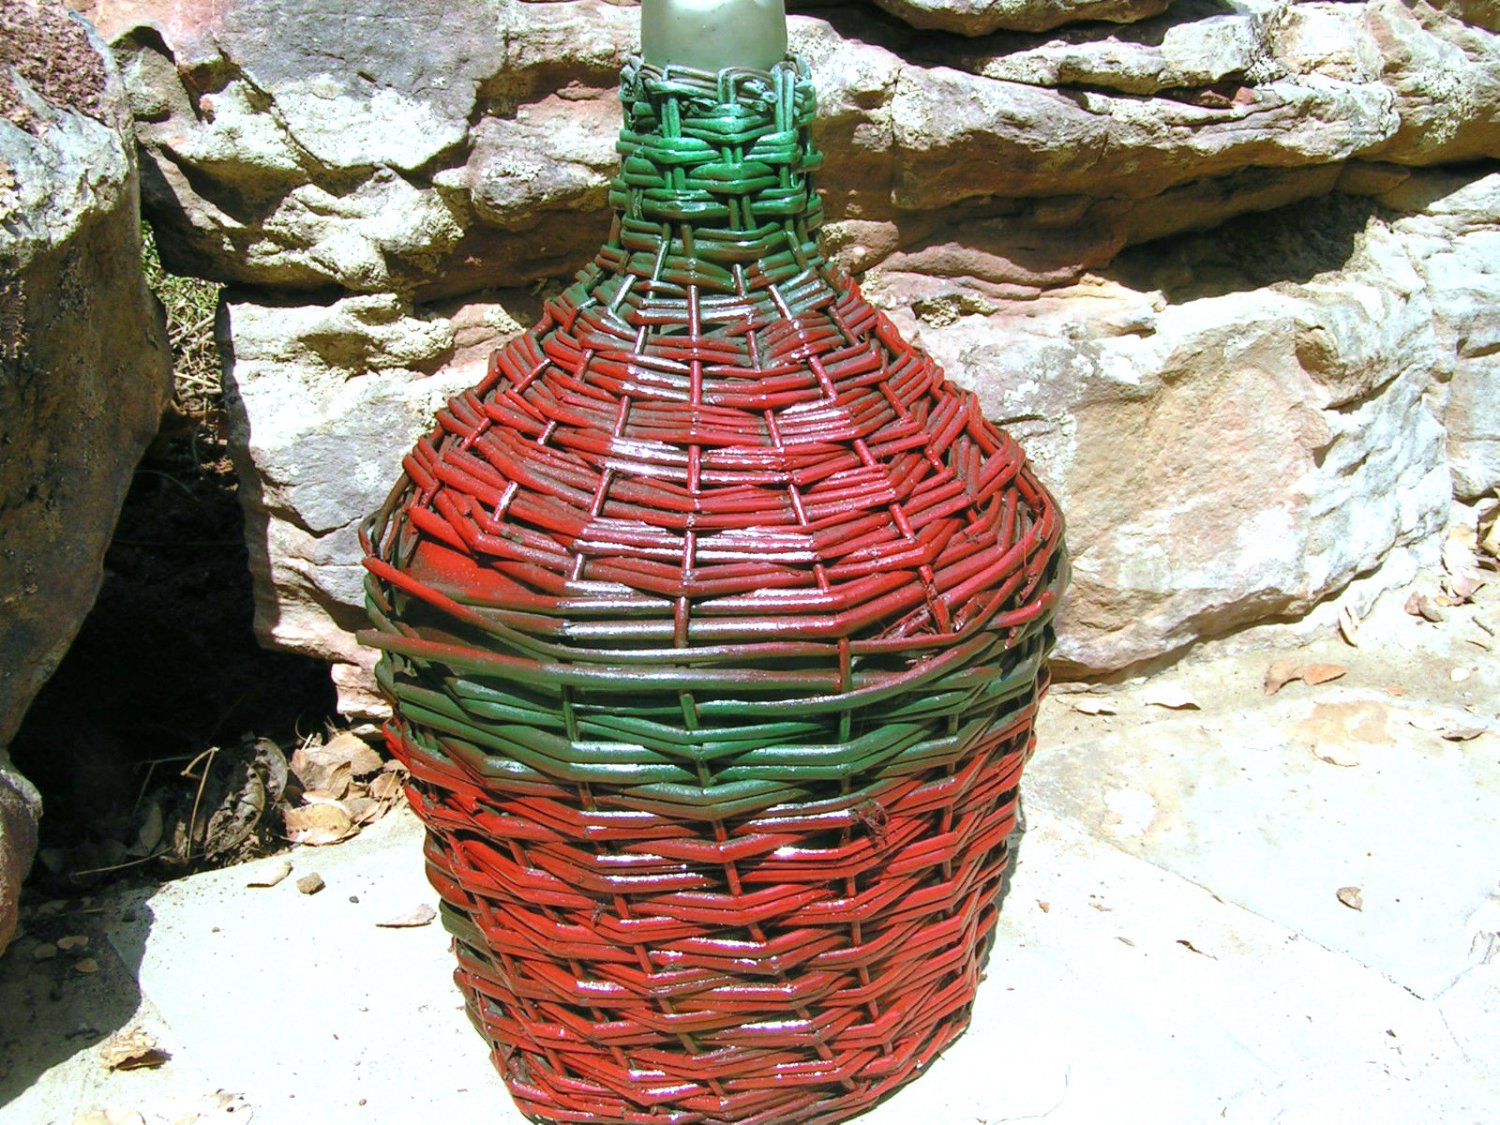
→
(868, 0, 1173, 36)
(1366, 0, 1500, 166)
(953, 0, 1283, 96)
(91, 0, 635, 298)
(0, 0, 174, 951)
(1379, 171, 1500, 500)
(1432, 0, 1499, 33)
(221, 293, 532, 716)
(89, 0, 1480, 303)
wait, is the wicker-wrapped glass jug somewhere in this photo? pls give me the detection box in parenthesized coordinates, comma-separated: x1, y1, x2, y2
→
(361, 3, 1067, 1121)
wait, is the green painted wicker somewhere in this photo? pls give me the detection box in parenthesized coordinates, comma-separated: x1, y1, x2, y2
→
(362, 55, 1067, 1125)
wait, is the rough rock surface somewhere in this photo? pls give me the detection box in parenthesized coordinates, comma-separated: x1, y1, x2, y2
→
(75, 0, 1500, 704)
(0, 0, 174, 951)
(867, 0, 1174, 36)
(85, 1, 1500, 299)
(1380, 172, 1500, 502)
(220, 293, 531, 715)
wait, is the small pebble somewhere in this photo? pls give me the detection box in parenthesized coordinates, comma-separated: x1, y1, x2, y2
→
(297, 873, 326, 896)
(57, 935, 89, 953)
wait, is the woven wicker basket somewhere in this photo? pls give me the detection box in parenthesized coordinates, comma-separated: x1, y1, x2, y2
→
(362, 56, 1066, 1125)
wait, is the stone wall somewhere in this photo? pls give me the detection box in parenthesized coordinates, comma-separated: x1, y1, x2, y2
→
(1, 0, 175, 951)
(75, 0, 1499, 710)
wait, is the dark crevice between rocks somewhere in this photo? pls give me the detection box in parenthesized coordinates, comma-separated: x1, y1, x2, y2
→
(792, 0, 1240, 67)
(1107, 190, 1386, 302)
(8, 295, 336, 899)
(1111, 155, 1498, 305)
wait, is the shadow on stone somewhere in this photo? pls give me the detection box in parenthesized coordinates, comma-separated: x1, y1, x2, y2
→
(0, 891, 155, 1108)
(1109, 191, 1382, 302)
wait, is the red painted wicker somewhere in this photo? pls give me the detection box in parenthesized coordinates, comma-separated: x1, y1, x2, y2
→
(362, 57, 1066, 1125)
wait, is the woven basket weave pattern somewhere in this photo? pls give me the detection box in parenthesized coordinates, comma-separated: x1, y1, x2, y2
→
(363, 58, 1067, 1125)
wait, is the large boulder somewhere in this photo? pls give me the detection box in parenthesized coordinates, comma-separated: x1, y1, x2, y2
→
(75, 0, 1499, 706)
(0, 0, 174, 951)
(1381, 171, 1500, 501)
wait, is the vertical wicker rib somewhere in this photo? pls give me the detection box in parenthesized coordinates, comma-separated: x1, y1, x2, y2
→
(362, 57, 1067, 1125)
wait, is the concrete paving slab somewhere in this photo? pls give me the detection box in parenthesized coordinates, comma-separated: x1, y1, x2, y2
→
(0, 897, 214, 1125)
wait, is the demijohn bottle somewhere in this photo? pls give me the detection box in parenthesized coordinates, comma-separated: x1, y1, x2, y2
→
(362, 2, 1067, 1121)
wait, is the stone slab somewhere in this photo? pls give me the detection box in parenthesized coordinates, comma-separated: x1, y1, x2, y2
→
(1028, 580, 1500, 1001)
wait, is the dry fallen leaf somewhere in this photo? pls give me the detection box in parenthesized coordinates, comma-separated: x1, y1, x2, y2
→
(1070, 697, 1118, 716)
(1338, 605, 1361, 647)
(370, 771, 406, 802)
(127, 799, 165, 859)
(1312, 742, 1362, 768)
(1301, 663, 1348, 687)
(57, 934, 89, 953)
(302, 760, 353, 802)
(1446, 573, 1485, 602)
(284, 803, 355, 847)
(1036, 900, 1051, 914)
(1264, 660, 1301, 696)
(296, 872, 326, 895)
(1141, 683, 1200, 711)
(73, 958, 100, 975)
(1405, 593, 1446, 623)
(1408, 714, 1448, 734)
(346, 796, 383, 826)
(246, 859, 293, 889)
(292, 732, 383, 795)
(377, 904, 437, 929)
(1441, 726, 1488, 743)
(1337, 886, 1364, 911)
(325, 730, 385, 777)
(100, 1028, 170, 1072)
